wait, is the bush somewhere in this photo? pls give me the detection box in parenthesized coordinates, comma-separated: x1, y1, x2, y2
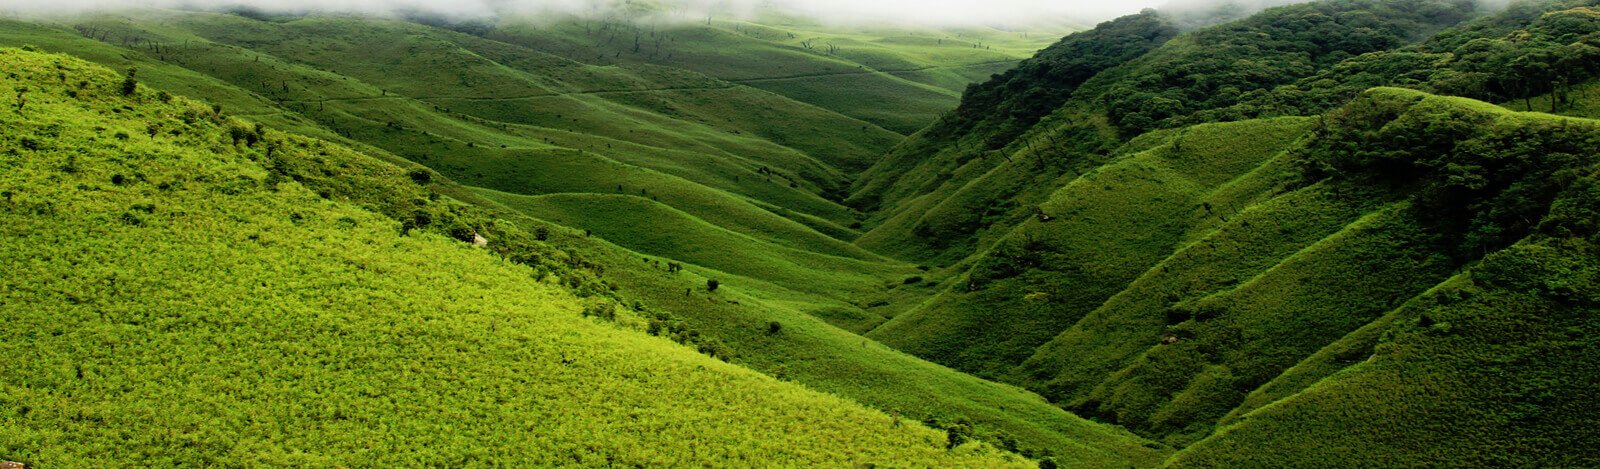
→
(706, 279, 720, 292)
(582, 301, 617, 321)
(120, 68, 137, 96)
(767, 321, 782, 335)
(943, 419, 974, 450)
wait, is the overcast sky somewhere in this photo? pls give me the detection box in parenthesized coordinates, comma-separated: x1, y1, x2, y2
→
(0, 0, 1177, 25)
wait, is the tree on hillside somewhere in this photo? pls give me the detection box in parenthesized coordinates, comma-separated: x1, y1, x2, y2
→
(120, 67, 137, 96)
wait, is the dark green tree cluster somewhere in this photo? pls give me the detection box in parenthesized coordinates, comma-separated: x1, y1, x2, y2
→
(1100, 0, 1478, 136)
(1210, 2, 1600, 119)
(940, 10, 1179, 149)
(1298, 88, 1600, 258)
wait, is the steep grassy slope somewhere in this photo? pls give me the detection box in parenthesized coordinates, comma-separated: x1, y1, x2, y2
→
(851, 0, 1482, 265)
(868, 117, 1314, 378)
(447, 202, 1170, 466)
(1170, 246, 1599, 466)
(484, 9, 1066, 133)
(475, 191, 904, 299)
(0, 47, 1046, 466)
(0, 29, 1173, 464)
(1, 11, 905, 302)
(848, 11, 1178, 240)
(873, 83, 1600, 460)
(1159, 88, 1600, 465)
(48, 11, 876, 223)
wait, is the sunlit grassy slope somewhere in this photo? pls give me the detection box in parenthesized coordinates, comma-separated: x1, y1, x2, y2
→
(486, 9, 1067, 133)
(448, 194, 1170, 467)
(0, 20, 1169, 462)
(0, 47, 1044, 467)
(475, 191, 903, 297)
(0, 11, 902, 301)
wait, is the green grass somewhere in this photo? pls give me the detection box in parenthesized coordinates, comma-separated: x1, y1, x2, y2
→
(0, 47, 1039, 466)
(484, 11, 1068, 133)
(867, 84, 1600, 460)
(868, 117, 1313, 378)
(740, 72, 960, 134)
(460, 196, 1170, 467)
(475, 191, 905, 300)
(1170, 240, 1600, 466)
(1501, 80, 1600, 119)
(0, 13, 1170, 464)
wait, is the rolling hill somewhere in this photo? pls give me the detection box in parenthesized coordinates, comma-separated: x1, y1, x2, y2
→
(0, 9, 1165, 465)
(846, 0, 1600, 464)
(3, 0, 1599, 465)
(0, 47, 1040, 466)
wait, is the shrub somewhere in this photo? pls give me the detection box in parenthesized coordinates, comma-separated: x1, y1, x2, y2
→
(706, 279, 720, 292)
(767, 321, 782, 335)
(582, 301, 617, 322)
(407, 169, 432, 185)
(120, 68, 137, 96)
(943, 419, 974, 450)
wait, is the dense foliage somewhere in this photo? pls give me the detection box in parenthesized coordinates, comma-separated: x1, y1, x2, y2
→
(939, 11, 1179, 149)
(1212, 1, 1600, 120)
(1097, 0, 1479, 135)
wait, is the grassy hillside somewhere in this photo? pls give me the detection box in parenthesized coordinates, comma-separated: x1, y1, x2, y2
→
(0, 47, 1038, 466)
(455, 203, 1170, 466)
(868, 117, 1314, 378)
(0, 14, 1170, 462)
(6, 0, 1598, 465)
(1161, 88, 1600, 465)
(850, 0, 1484, 265)
(475, 191, 904, 299)
(868, 82, 1600, 461)
(484, 8, 1067, 133)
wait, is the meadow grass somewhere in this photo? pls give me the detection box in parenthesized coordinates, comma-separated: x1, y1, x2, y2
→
(0, 47, 1042, 467)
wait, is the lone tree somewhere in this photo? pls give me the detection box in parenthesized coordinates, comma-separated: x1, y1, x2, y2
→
(706, 279, 720, 292)
(120, 67, 138, 96)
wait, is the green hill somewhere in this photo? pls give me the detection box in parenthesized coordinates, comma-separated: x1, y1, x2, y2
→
(5, 0, 1600, 465)
(849, 0, 1487, 265)
(484, 8, 1065, 133)
(0, 47, 1042, 466)
(846, 0, 1600, 463)
(0, 10, 1167, 462)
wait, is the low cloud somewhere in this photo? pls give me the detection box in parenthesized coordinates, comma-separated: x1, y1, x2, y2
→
(0, 0, 1166, 26)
